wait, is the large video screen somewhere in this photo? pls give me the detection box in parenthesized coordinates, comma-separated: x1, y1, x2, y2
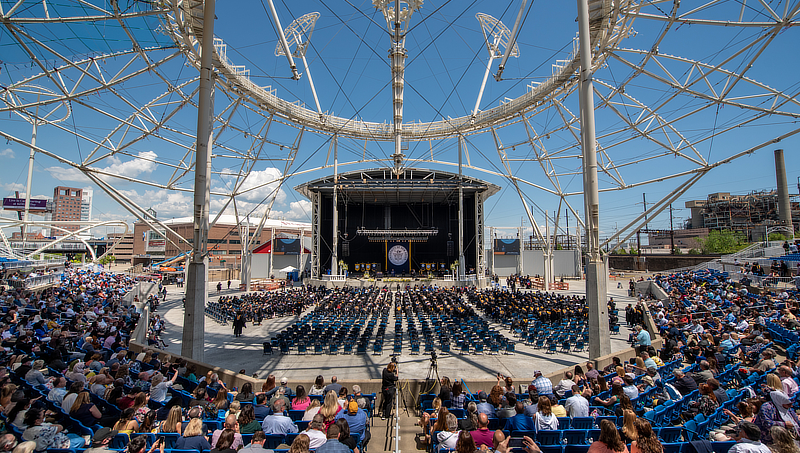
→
(273, 238, 301, 255)
(494, 238, 520, 255)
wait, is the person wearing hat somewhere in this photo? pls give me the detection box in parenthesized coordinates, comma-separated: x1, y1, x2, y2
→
(14, 356, 33, 380)
(84, 427, 118, 453)
(729, 421, 770, 453)
(530, 370, 552, 397)
(523, 387, 540, 417)
(268, 387, 291, 410)
(276, 377, 293, 397)
(476, 391, 494, 416)
(334, 401, 367, 437)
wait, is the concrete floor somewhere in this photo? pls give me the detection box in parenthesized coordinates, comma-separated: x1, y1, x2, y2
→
(155, 277, 637, 382)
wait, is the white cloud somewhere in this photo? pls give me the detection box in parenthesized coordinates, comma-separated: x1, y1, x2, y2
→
(0, 148, 15, 158)
(219, 167, 286, 204)
(1, 183, 25, 193)
(120, 188, 193, 218)
(273, 200, 311, 221)
(45, 151, 158, 183)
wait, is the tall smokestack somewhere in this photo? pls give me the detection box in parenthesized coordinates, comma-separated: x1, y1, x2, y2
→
(774, 149, 793, 228)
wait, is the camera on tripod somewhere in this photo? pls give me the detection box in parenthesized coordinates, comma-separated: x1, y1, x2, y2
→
(429, 351, 437, 367)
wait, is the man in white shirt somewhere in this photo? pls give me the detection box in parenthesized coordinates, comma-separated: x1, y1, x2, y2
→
(684, 319, 705, 335)
(47, 377, 68, 405)
(552, 371, 576, 398)
(735, 317, 750, 332)
(564, 387, 590, 418)
(304, 414, 328, 449)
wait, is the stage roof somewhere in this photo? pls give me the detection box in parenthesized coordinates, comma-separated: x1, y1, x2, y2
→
(295, 168, 501, 204)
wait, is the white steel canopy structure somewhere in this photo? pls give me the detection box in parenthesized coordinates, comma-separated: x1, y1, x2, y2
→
(1, 0, 799, 347)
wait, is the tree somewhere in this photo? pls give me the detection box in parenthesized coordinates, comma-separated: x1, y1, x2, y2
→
(613, 248, 627, 255)
(672, 247, 683, 255)
(98, 255, 116, 265)
(697, 230, 747, 254)
(768, 232, 788, 242)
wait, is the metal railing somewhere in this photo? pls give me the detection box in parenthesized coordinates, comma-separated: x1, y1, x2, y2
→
(732, 272, 797, 288)
(322, 274, 346, 281)
(3, 258, 64, 270)
(24, 273, 61, 289)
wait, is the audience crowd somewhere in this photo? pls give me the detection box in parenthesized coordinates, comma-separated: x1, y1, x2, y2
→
(5, 258, 800, 453)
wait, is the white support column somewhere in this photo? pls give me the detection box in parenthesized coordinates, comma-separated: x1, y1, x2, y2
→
(299, 228, 305, 278)
(473, 53, 496, 118)
(266, 0, 300, 80)
(22, 119, 37, 240)
(332, 136, 339, 276)
(183, 0, 216, 362)
(495, 0, 528, 81)
(544, 212, 550, 289)
(577, 0, 611, 359)
(490, 227, 495, 277)
(518, 226, 524, 276)
(270, 227, 275, 277)
(458, 136, 465, 279)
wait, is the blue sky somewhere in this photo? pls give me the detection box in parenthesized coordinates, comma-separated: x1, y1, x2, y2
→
(1, 0, 798, 243)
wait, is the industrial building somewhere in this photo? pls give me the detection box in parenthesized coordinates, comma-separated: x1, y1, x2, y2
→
(684, 191, 799, 240)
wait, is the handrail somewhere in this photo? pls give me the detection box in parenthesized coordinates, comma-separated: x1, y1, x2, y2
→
(394, 380, 400, 453)
(23, 273, 62, 289)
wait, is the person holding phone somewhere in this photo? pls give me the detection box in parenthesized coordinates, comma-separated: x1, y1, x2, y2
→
(124, 434, 164, 453)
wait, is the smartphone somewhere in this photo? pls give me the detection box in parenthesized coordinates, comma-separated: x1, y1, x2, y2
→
(158, 437, 165, 445)
(509, 438, 525, 449)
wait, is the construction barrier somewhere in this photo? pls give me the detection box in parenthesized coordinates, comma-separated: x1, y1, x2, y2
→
(551, 281, 570, 290)
(239, 279, 282, 292)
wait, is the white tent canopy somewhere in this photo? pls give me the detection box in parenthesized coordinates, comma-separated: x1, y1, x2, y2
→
(277, 265, 297, 274)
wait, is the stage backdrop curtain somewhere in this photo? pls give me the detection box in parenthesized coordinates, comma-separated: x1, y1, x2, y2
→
(386, 241, 410, 275)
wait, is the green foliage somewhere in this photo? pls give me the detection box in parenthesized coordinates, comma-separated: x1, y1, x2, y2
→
(629, 248, 639, 255)
(688, 248, 702, 255)
(769, 232, 788, 242)
(672, 247, 683, 255)
(697, 230, 747, 254)
(614, 248, 627, 255)
(98, 255, 116, 265)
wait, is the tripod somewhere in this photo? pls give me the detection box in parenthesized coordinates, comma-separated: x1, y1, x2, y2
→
(424, 353, 441, 395)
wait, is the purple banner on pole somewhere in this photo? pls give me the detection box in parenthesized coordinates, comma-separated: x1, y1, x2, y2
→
(2, 198, 48, 211)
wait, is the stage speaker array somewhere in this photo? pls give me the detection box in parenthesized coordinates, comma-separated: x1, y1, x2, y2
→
(342, 242, 350, 257)
(447, 240, 454, 257)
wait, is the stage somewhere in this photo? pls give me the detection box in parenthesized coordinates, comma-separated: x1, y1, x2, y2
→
(307, 275, 489, 289)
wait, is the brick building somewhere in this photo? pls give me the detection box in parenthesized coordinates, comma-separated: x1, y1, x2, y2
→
(52, 186, 83, 236)
(132, 215, 311, 267)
